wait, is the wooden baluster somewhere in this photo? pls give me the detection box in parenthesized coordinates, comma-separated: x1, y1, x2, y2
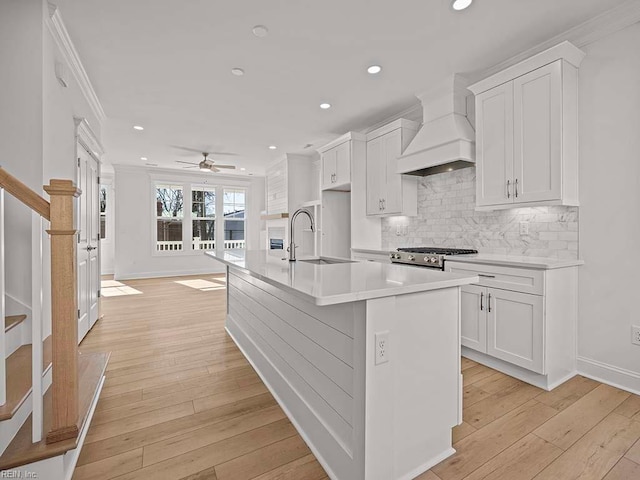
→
(43, 179, 81, 444)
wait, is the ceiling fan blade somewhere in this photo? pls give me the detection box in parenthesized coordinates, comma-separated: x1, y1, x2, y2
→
(176, 160, 199, 165)
(182, 165, 199, 169)
(170, 145, 208, 154)
(213, 164, 236, 169)
(210, 167, 220, 173)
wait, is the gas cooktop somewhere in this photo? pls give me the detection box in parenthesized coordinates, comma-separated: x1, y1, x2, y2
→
(389, 247, 478, 269)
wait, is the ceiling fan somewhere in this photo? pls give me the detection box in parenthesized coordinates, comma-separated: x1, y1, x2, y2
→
(175, 152, 236, 173)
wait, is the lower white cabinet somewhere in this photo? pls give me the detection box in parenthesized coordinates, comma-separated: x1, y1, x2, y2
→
(449, 259, 580, 390)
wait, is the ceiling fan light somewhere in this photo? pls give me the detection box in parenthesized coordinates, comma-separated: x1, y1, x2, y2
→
(200, 166, 210, 171)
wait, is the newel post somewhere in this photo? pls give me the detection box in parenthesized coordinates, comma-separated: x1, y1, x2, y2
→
(43, 179, 81, 444)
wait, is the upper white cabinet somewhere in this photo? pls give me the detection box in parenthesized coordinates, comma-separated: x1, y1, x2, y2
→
(365, 119, 419, 216)
(319, 133, 363, 191)
(469, 42, 585, 210)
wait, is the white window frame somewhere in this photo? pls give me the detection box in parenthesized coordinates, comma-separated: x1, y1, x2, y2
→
(150, 174, 251, 257)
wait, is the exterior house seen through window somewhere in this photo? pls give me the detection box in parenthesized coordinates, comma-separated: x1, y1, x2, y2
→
(100, 185, 107, 239)
(192, 187, 216, 250)
(156, 184, 184, 251)
(155, 183, 246, 253)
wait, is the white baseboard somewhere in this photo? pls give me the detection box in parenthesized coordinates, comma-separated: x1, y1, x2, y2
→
(115, 267, 225, 280)
(577, 356, 640, 396)
(0, 390, 33, 455)
(398, 447, 455, 480)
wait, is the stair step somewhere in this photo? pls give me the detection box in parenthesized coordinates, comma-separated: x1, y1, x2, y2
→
(0, 351, 109, 470)
(5, 315, 26, 333)
(0, 337, 55, 422)
(0, 346, 33, 421)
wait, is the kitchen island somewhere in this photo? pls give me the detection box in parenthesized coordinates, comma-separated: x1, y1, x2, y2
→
(206, 250, 478, 480)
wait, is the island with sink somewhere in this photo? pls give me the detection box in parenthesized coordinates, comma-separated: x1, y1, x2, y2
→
(206, 249, 478, 480)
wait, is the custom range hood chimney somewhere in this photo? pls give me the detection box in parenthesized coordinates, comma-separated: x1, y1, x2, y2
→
(397, 74, 475, 176)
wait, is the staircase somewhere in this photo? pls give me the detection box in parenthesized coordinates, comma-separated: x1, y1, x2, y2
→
(0, 168, 108, 479)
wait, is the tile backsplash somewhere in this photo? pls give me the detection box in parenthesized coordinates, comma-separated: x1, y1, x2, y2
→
(382, 168, 578, 259)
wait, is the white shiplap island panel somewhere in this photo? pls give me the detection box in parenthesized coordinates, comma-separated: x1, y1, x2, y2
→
(207, 250, 477, 480)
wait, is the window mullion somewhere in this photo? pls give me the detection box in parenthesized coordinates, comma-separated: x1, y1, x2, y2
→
(183, 183, 192, 252)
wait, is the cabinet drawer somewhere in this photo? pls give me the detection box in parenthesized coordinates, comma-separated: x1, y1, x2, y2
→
(446, 261, 544, 295)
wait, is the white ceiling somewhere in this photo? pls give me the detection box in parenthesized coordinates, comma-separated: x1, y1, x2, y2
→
(55, 0, 627, 176)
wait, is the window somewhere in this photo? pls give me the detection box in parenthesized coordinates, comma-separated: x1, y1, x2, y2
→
(223, 189, 246, 249)
(99, 185, 107, 239)
(192, 187, 216, 250)
(156, 184, 184, 251)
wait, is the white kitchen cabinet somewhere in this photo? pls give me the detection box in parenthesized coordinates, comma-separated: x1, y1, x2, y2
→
(460, 285, 487, 353)
(447, 258, 579, 390)
(469, 42, 584, 210)
(320, 138, 351, 191)
(487, 288, 544, 373)
(365, 119, 419, 216)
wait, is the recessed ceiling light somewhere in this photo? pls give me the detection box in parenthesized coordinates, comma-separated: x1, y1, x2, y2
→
(240, 167, 246, 171)
(133, 125, 144, 131)
(367, 65, 382, 74)
(452, 0, 472, 10)
(231, 68, 245, 76)
(268, 145, 277, 150)
(140, 156, 148, 161)
(320, 103, 331, 110)
(252, 25, 269, 37)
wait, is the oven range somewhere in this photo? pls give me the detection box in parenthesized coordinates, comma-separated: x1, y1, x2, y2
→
(389, 247, 478, 270)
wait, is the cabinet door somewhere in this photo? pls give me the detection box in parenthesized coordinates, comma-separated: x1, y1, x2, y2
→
(382, 129, 403, 214)
(460, 285, 487, 353)
(321, 149, 336, 190)
(487, 288, 544, 373)
(366, 136, 385, 215)
(475, 83, 514, 207)
(513, 61, 562, 203)
(334, 141, 351, 186)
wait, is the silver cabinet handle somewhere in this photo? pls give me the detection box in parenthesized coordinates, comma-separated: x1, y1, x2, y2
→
(381, 199, 385, 210)
(480, 291, 484, 311)
(478, 274, 496, 278)
(507, 180, 511, 199)
(487, 293, 492, 313)
(515, 178, 518, 198)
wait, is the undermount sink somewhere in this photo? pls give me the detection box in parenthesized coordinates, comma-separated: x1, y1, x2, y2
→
(298, 257, 356, 265)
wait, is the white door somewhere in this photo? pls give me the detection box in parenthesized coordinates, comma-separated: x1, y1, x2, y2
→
(486, 288, 544, 373)
(460, 285, 487, 353)
(77, 146, 100, 342)
(475, 82, 514, 207)
(366, 135, 384, 215)
(513, 61, 562, 203)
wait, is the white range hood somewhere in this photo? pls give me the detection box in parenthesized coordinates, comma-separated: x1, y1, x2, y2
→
(397, 74, 475, 176)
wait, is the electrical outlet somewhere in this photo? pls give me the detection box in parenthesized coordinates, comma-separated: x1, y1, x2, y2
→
(375, 331, 389, 365)
(519, 221, 529, 235)
(632, 325, 640, 346)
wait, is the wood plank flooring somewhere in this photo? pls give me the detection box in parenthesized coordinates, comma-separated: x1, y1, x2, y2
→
(73, 274, 640, 480)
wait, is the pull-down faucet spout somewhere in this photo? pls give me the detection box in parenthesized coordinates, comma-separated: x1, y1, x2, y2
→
(288, 208, 315, 261)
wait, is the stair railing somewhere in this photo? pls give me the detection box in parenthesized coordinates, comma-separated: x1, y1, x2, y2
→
(0, 168, 81, 445)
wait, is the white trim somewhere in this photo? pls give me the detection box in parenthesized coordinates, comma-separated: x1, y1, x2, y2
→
(577, 356, 640, 396)
(46, 3, 106, 123)
(397, 448, 456, 480)
(361, 104, 423, 135)
(74, 117, 104, 160)
(317, 132, 366, 154)
(468, 42, 585, 95)
(468, 0, 640, 84)
(365, 119, 420, 142)
(115, 266, 225, 281)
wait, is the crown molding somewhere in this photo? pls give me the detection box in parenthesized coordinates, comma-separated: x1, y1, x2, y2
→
(469, 0, 640, 83)
(361, 103, 423, 135)
(74, 117, 104, 160)
(47, 3, 106, 124)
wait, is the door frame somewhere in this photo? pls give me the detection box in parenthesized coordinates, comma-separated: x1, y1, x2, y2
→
(74, 118, 104, 341)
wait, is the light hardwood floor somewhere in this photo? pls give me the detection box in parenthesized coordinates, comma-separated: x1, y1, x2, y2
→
(74, 274, 640, 480)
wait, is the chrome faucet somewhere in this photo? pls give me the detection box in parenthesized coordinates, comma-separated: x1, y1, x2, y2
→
(288, 208, 315, 261)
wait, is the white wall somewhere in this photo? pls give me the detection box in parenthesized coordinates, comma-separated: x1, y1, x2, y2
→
(577, 22, 640, 393)
(113, 165, 264, 279)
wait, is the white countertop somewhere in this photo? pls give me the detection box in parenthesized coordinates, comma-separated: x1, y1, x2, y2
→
(445, 253, 584, 270)
(206, 250, 478, 306)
